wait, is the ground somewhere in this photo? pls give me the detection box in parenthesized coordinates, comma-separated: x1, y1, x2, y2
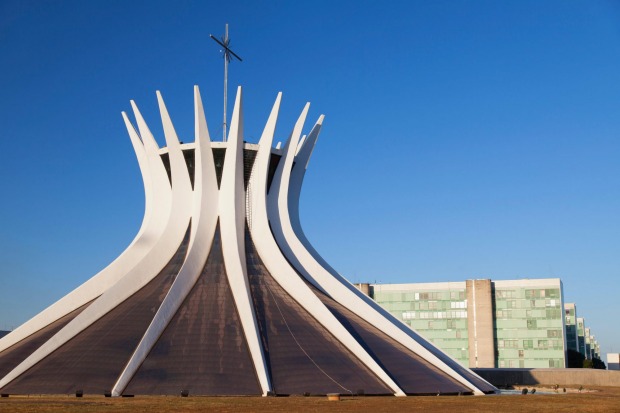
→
(1, 386, 619, 412)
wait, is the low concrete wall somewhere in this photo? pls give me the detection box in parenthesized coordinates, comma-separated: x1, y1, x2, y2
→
(473, 368, 620, 387)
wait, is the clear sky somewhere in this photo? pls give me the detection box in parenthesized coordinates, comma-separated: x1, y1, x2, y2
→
(1, 1, 619, 357)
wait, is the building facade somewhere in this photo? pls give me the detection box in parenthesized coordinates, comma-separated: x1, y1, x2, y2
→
(564, 303, 578, 353)
(585, 328, 592, 359)
(493, 279, 565, 368)
(370, 281, 471, 366)
(584, 328, 600, 360)
(365, 278, 567, 369)
(577, 317, 587, 357)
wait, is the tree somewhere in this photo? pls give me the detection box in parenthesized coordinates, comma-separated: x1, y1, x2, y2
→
(567, 349, 585, 368)
(582, 356, 606, 369)
(592, 357, 606, 369)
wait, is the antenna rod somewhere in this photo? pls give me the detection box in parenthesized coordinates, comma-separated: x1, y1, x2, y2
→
(210, 24, 243, 142)
(223, 24, 228, 142)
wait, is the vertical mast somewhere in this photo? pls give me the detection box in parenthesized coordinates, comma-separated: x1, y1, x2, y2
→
(223, 24, 228, 142)
(210, 24, 243, 142)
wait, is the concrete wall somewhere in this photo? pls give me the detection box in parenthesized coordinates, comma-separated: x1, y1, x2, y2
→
(473, 368, 620, 387)
(466, 279, 495, 368)
(354, 283, 371, 296)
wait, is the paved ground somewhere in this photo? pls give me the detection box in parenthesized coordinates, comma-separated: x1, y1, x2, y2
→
(2, 386, 619, 412)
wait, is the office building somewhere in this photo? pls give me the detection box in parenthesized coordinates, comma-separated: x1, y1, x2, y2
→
(564, 303, 578, 353)
(577, 317, 587, 357)
(364, 278, 566, 369)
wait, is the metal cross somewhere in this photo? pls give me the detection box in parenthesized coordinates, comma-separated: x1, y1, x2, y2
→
(210, 24, 243, 142)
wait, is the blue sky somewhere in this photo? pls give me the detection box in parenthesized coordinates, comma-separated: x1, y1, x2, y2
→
(1, 1, 619, 356)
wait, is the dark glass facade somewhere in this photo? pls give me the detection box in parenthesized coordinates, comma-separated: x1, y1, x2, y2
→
(0, 302, 92, 380)
(125, 224, 261, 395)
(317, 291, 471, 394)
(160, 147, 280, 191)
(2, 227, 190, 395)
(245, 231, 391, 395)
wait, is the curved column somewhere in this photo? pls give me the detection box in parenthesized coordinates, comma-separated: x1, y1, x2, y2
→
(218, 87, 272, 396)
(0, 103, 171, 355)
(295, 135, 306, 155)
(288, 118, 330, 271)
(111, 87, 219, 395)
(122, 113, 154, 241)
(250, 100, 405, 397)
(271, 120, 491, 395)
(0, 95, 193, 391)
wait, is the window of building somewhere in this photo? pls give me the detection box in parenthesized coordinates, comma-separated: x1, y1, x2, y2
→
(545, 289, 560, 299)
(498, 340, 518, 349)
(450, 291, 465, 300)
(518, 350, 524, 358)
(526, 289, 540, 299)
(538, 340, 548, 349)
(527, 319, 537, 329)
(496, 290, 507, 299)
(496, 309, 513, 319)
(402, 311, 415, 320)
(523, 340, 533, 349)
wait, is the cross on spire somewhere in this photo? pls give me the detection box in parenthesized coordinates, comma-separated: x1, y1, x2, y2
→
(210, 24, 243, 142)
